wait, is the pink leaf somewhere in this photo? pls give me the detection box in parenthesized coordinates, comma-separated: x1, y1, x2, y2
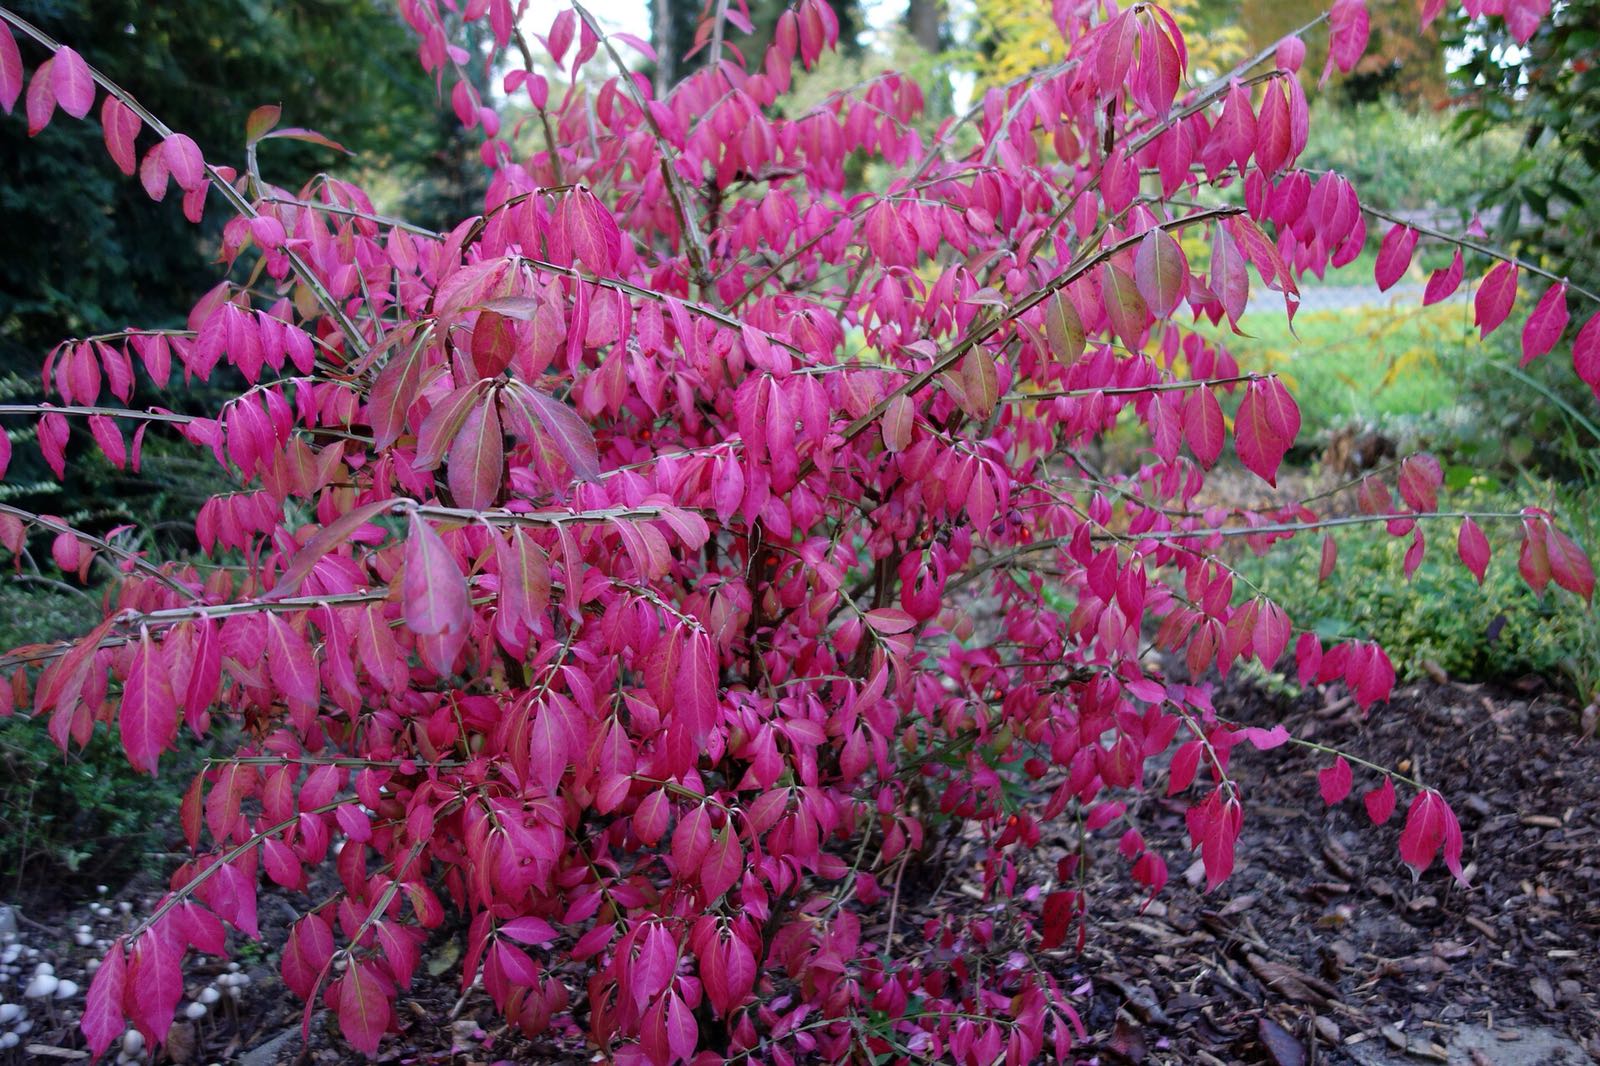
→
(508, 382, 600, 482)
(1182, 384, 1224, 467)
(1398, 789, 1467, 885)
(81, 938, 127, 1058)
(1473, 261, 1518, 339)
(162, 133, 206, 190)
(1373, 223, 1418, 291)
(1520, 282, 1569, 366)
(447, 391, 503, 510)
(1422, 248, 1464, 306)
(1545, 524, 1594, 603)
(335, 960, 392, 1056)
(1457, 517, 1490, 584)
(1318, 756, 1352, 805)
(499, 916, 557, 945)
(1133, 228, 1188, 317)
(1574, 311, 1600, 400)
(1364, 777, 1397, 825)
(402, 512, 469, 638)
(700, 827, 742, 901)
(1234, 378, 1297, 485)
(1396, 453, 1442, 513)
(51, 45, 95, 118)
(1324, 0, 1370, 79)
(120, 630, 176, 775)
(0, 24, 20, 114)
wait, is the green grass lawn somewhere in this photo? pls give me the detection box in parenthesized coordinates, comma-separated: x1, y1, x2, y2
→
(1195, 296, 1479, 444)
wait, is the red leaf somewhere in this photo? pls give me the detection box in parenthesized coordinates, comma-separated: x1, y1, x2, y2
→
(26, 58, 57, 135)
(1318, 756, 1352, 805)
(506, 381, 600, 481)
(1422, 248, 1464, 306)
(101, 95, 140, 175)
(1575, 311, 1600, 399)
(1182, 384, 1224, 467)
(81, 938, 127, 1058)
(1325, 0, 1370, 78)
(1520, 282, 1569, 366)
(282, 913, 334, 1000)
(1396, 453, 1441, 513)
(1253, 77, 1291, 174)
(499, 916, 557, 945)
(666, 991, 698, 1063)
(0, 24, 20, 114)
(402, 512, 469, 638)
(700, 827, 742, 900)
(1398, 789, 1467, 885)
(121, 630, 176, 775)
(1102, 263, 1149, 350)
(1234, 379, 1296, 485)
(1185, 789, 1241, 892)
(335, 960, 392, 1056)
(1473, 261, 1518, 339)
(1545, 524, 1594, 602)
(447, 392, 503, 510)
(1364, 777, 1397, 825)
(1457, 517, 1490, 584)
(1373, 223, 1418, 291)
(163, 133, 205, 190)
(559, 187, 622, 275)
(51, 45, 95, 118)
(1043, 290, 1085, 362)
(1133, 228, 1188, 318)
(1318, 534, 1337, 583)
(127, 932, 184, 1047)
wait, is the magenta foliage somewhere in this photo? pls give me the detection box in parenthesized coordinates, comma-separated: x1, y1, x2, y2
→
(0, 0, 1593, 1062)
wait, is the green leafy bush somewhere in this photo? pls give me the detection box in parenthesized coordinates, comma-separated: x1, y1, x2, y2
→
(1242, 479, 1599, 696)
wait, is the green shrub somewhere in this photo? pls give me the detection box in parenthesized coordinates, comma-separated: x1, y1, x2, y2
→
(1240, 479, 1598, 697)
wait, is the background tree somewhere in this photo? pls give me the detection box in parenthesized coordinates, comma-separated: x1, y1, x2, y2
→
(0, 0, 470, 367)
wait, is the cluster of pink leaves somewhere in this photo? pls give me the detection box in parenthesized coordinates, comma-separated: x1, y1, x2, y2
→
(0, 0, 1595, 1062)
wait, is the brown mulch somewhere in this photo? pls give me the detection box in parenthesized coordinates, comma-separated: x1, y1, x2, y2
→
(1056, 677, 1600, 1065)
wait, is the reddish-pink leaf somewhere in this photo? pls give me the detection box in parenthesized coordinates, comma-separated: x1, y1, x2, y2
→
(882, 393, 914, 452)
(1473, 261, 1518, 339)
(1043, 290, 1085, 363)
(1318, 533, 1337, 583)
(1325, 0, 1370, 78)
(81, 938, 127, 1058)
(101, 95, 141, 175)
(1545, 524, 1595, 602)
(1234, 379, 1295, 485)
(507, 382, 600, 481)
(1520, 282, 1569, 366)
(1574, 311, 1600, 399)
(1254, 77, 1291, 174)
(402, 512, 469, 638)
(0, 24, 21, 114)
(26, 57, 57, 135)
(864, 607, 917, 635)
(447, 392, 503, 510)
(282, 913, 334, 1000)
(335, 960, 392, 1057)
(1457, 517, 1490, 584)
(1133, 228, 1188, 318)
(127, 932, 183, 1047)
(1364, 777, 1397, 825)
(666, 991, 698, 1063)
(1373, 223, 1418, 291)
(1182, 384, 1224, 467)
(499, 916, 557, 945)
(700, 827, 742, 901)
(1185, 789, 1242, 892)
(162, 133, 205, 190)
(1318, 756, 1352, 805)
(1422, 248, 1464, 306)
(1398, 789, 1467, 885)
(1102, 263, 1148, 350)
(559, 187, 622, 275)
(120, 630, 176, 775)
(1396, 453, 1442, 513)
(51, 45, 95, 118)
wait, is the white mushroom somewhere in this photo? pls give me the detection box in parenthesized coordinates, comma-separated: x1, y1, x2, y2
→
(33, 962, 53, 976)
(197, 987, 220, 1005)
(184, 1001, 208, 1020)
(0, 1032, 19, 1050)
(122, 1028, 145, 1055)
(0, 1002, 22, 1023)
(75, 932, 95, 946)
(24, 973, 59, 998)
(54, 979, 80, 999)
